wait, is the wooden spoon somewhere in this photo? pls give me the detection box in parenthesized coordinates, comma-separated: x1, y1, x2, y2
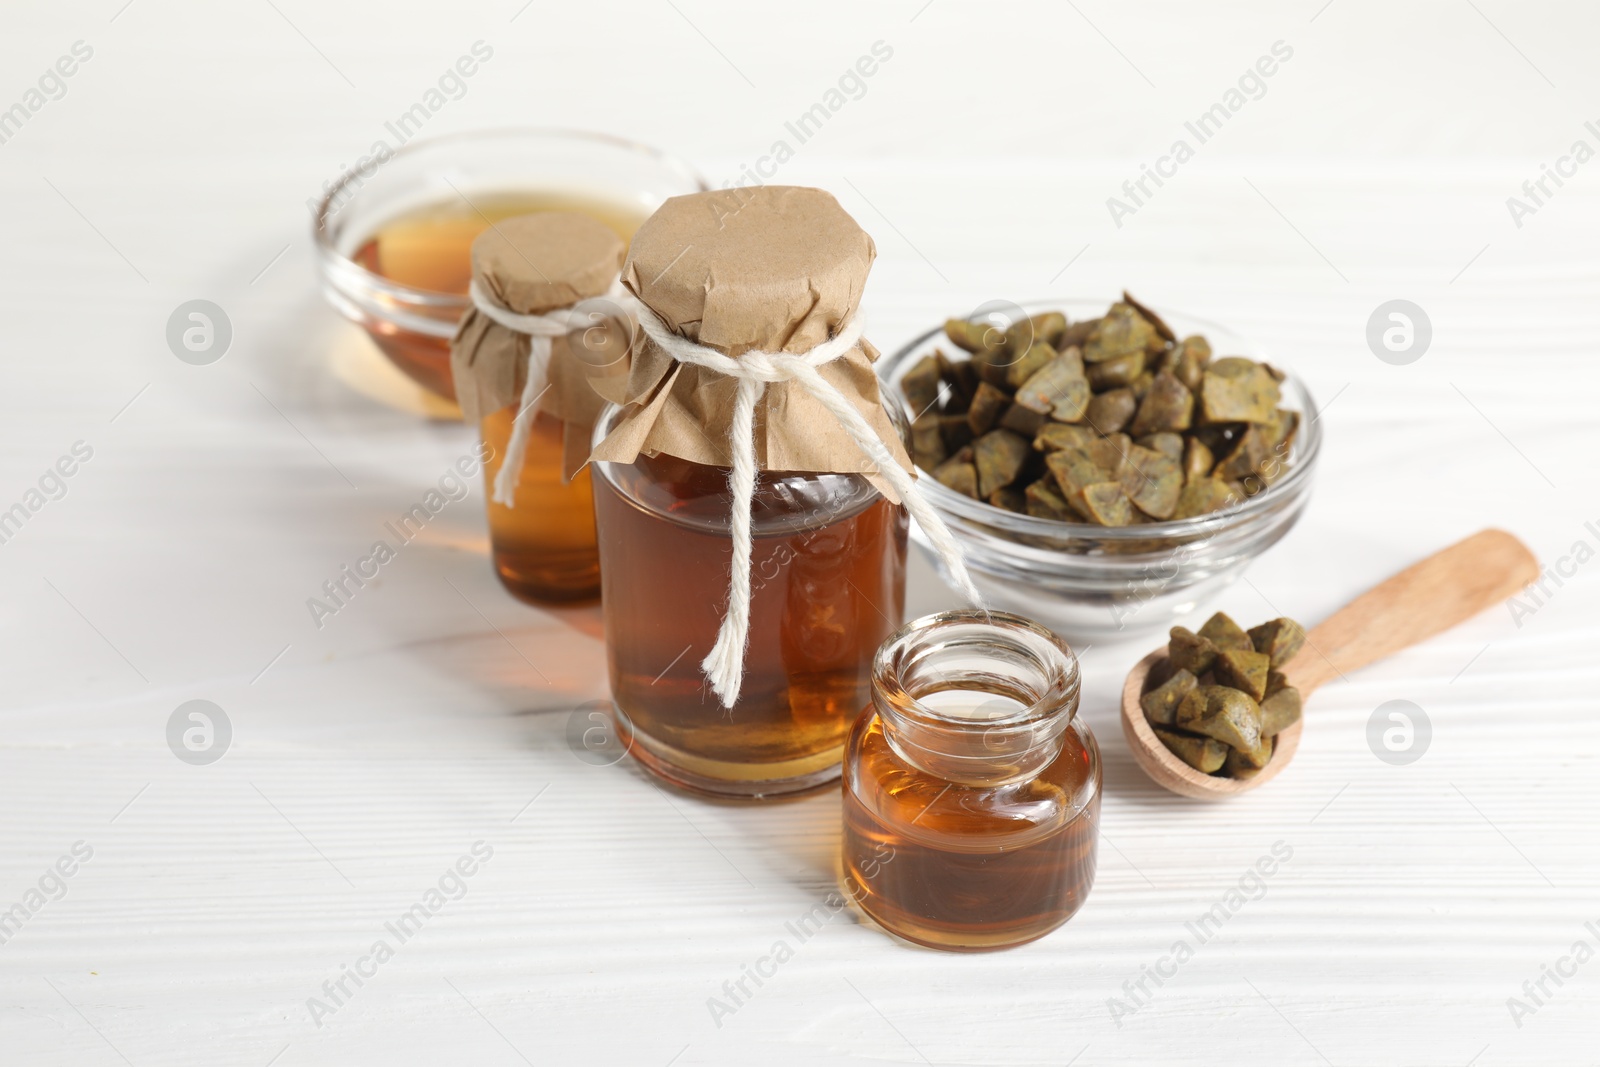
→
(1120, 529, 1539, 799)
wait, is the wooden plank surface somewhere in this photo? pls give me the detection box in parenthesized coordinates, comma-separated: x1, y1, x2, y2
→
(2, 2, 1598, 1063)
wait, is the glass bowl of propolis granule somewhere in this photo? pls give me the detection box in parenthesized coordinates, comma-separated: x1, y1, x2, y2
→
(879, 296, 1320, 639)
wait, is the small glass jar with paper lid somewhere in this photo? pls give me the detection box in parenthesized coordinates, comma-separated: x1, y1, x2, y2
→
(451, 212, 631, 604)
(588, 186, 981, 799)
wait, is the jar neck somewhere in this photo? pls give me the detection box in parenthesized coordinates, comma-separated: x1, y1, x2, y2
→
(872, 611, 1081, 787)
(589, 401, 890, 535)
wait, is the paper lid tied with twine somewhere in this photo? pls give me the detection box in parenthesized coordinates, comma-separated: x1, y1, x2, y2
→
(593, 186, 980, 708)
(592, 185, 911, 497)
(450, 212, 626, 490)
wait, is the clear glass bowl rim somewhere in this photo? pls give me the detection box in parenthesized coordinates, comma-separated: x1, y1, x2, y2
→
(311, 126, 709, 312)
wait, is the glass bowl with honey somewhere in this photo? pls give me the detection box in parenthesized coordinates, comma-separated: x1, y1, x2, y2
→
(312, 127, 706, 411)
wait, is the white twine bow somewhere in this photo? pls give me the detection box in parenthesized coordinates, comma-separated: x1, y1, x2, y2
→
(468, 278, 625, 506)
(623, 296, 983, 708)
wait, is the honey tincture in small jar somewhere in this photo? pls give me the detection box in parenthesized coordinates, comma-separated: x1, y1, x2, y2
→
(841, 610, 1100, 951)
(451, 212, 627, 604)
(589, 186, 981, 799)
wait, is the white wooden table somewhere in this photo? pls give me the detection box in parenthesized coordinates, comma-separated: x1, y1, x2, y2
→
(3, 2, 1598, 1063)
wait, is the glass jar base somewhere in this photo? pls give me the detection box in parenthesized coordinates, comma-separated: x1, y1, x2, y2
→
(838, 863, 1076, 952)
(614, 706, 844, 800)
(492, 555, 600, 606)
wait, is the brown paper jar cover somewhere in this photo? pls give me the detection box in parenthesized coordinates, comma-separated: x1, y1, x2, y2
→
(450, 212, 625, 477)
(590, 186, 911, 497)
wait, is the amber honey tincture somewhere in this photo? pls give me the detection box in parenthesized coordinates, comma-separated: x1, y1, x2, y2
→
(620, 254, 981, 710)
(589, 185, 916, 799)
(450, 212, 627, 605)
(841, 610, 1101, 951)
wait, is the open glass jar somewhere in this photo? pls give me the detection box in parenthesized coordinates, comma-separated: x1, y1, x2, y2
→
(313, 128, 705, 409)
(841, 610, 1100, 951)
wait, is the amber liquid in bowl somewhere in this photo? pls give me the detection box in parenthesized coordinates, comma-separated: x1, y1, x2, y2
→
(352, 190, 645, 605)
(350, 190, 646, 401)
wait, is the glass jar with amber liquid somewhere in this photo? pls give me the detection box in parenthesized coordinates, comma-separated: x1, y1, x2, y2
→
(589, 186, 923, 798)
(592, 445, 908, 796)
(475, 406, 597, 603)
(841, 610, 1101, 951)
(452, 212, 631, 604)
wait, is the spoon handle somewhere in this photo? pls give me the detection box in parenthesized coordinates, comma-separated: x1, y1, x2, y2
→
(1281, 528, 1539, 695)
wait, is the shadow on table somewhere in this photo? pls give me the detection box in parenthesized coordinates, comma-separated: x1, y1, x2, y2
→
(247, 287, 614, 710)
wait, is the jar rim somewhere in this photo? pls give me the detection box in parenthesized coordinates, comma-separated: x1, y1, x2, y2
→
(872, 609, 1081, 733)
